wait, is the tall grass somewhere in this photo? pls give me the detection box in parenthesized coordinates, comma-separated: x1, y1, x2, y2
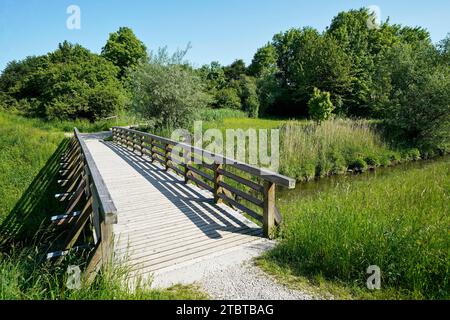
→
(195, 108, 247, 122)
(0, 112, 65, 222)
(0, 249, 207, 300)
(263, 158, 450, 299)
(280, 119, 413, 181)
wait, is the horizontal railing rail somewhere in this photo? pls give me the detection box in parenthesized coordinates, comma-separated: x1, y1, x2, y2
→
(112, 126, 295, 238)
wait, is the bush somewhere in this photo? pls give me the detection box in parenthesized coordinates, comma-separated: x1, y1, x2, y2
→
(364, 155, 381, 166)
(377, 43, 450, 152)
(129, 48, 211, 130)
(308, 88, 335, 124)
(214, 87, 241, 110)
(239, 76, 260, 118)
(350, 158, 368, 171)
(0, 42, 128, 121)
(402, 148, 421, 161)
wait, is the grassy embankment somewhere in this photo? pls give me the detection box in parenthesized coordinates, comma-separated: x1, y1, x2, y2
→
(0, 111, 207, 299)
(257, 158, 450, 299)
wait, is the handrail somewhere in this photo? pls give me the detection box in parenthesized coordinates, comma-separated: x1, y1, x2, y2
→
(113, 127, 296, 188)
(112, 126, 295, 238)
(47, 128, 118, 283)
(74, 128, 117, 224)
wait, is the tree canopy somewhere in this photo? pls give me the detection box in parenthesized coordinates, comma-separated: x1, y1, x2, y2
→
(0, 41, 128, 121)
(101, 27, 148, 79)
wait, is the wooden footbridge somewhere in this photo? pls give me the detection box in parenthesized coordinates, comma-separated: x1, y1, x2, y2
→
(48, 127, 295, 282)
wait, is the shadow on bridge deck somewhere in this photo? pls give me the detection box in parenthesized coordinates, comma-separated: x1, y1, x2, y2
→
(99, 140, 262, 237)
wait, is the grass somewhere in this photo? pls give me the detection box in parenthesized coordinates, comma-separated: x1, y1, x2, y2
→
(279, 119, 415, 181)
(196, 108, 248, 122)
(0, 112, 65, 225)
(259, 158, 450, 299)
(0, 249, 208, 300)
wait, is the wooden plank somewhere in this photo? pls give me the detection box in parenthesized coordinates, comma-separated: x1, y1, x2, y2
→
(124, 227, 261, 263)
(115, 223, 257, 253)
(218, 181, 264, 207)
(218, 168, 263, 193)
(129, 230, 262, 274)
(186, 164, 214, 182)
(217, 193, 262, 223)
(186, 173, 214, 192)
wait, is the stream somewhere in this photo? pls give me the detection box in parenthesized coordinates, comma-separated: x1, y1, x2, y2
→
(278, 155, 450, 202)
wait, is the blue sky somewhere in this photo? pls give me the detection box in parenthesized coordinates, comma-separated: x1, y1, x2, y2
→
(0, 0, 449, 71)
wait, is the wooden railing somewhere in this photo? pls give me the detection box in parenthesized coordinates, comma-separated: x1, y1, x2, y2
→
(112, 126, 295, 238)
(48, 128, 117, 282)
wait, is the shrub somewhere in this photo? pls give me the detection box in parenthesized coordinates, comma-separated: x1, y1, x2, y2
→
(214, 87, 241, 110)
(364, 155, 381, 166)
(377, 43, 450, 152)
(129, 48, 211, 130)
(350, 158, 368, 171)
(308, 88, 335, 124)
(238, 75, 260, 118)
(0, 42, 128, 121)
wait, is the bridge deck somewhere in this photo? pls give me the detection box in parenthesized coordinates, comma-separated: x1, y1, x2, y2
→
(83, 135, 263, 278)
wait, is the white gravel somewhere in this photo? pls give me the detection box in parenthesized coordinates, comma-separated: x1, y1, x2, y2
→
(148, 239, 315, 300)
(198, 260, 314, 300)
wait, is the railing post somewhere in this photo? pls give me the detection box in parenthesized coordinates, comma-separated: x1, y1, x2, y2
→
(263, 181, 276, 238)
(184, 145, 191, 183)
(164, 143, 170, 171)
(149, 138, 154, 162)
(214, 163, 223, 203)
(140, 135, 144, 156)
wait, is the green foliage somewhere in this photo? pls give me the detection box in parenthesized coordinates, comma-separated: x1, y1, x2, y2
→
(0, 248, 208, 300)
(0, 112, 64, 226)
(195, 108, 247, 122)
(248, 43, 279, 77)
(214, 87, 242, 109)
(280, 119, 406, 181)
(101, 27, 148, 79)
(375, 42, 450, 152)
(437, 33, 450, 64)
(263, 159, 450, 299)
(223, 59, 247, 81)
(271, 27, 353, 116)
(129, 48, 210, 130)
(308, 88, 334, 124)
(0, 42, 128, 121)
(238, 76, 260, 118)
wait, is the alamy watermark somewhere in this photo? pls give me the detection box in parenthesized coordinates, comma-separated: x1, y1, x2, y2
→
(367, 5, 381, 30)
(366, 265, 381, 290)
(66, 265, 81, 290)
(66, 5, 81, 30)
(170, 121, 280, 174)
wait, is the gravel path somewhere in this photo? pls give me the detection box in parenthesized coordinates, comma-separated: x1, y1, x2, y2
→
(198, 260, 314, 300)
